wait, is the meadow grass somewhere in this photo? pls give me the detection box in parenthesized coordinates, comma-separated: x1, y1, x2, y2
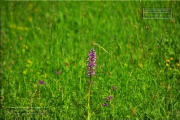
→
(0, 1, 180, 119)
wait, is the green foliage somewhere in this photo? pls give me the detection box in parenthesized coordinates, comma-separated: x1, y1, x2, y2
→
(0, 1, 180, 119)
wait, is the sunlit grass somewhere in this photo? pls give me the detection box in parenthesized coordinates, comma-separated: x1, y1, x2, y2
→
(0, 1, 180, 119)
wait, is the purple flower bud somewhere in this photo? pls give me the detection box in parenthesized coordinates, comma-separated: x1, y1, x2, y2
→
(87, 48, 96, 76)
(109, 96, 113, 99)
(102, 103, 107, 106)
(38, 80, 45, 85)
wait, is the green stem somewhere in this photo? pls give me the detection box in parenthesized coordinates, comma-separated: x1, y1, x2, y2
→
(87, 75, 92, 120)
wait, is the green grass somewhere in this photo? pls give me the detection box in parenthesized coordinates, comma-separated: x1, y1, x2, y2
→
(0, 1, 180, 119)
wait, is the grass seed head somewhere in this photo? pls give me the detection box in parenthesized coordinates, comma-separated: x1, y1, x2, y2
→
(166, 63, 169, 67)
(166, 60, 170, 63)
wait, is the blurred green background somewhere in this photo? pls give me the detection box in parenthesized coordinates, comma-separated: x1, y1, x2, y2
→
(0, 1, 180, 119)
